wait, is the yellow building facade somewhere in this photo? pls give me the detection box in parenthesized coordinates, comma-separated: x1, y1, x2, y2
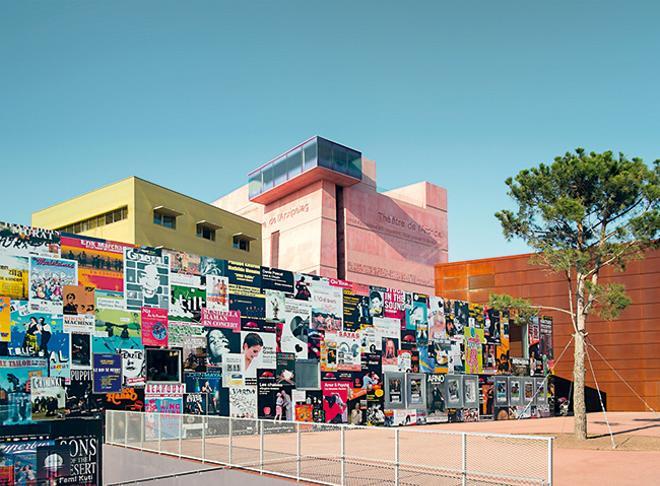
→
(31, 177, 262, 264)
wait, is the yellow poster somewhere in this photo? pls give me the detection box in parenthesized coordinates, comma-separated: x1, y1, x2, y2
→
(0, 255, 29, 300)
(0, 296, 10, 342)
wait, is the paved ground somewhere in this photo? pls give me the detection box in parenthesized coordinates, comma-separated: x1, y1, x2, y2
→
(109, 411, 660, 485)
(103, 445, 296, 485)
(421, 412, 660, 485)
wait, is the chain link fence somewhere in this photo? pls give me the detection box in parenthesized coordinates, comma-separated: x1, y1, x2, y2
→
(106, 410, 553, 485)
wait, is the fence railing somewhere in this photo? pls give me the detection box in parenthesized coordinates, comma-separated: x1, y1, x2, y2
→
(106, 410, 553, 485)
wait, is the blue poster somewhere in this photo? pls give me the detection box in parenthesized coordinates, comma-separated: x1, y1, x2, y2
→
(0, 357, 48, 425)
(92, 353, 122, 393)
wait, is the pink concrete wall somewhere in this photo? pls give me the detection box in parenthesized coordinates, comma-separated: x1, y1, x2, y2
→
(342, 183, 447, 294)
(212, 160, 448, 293)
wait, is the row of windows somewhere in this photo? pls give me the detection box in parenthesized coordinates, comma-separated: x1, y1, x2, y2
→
(57, 206, 128, 234)
(153, 210, 252, 252)
(248, 137, 362, 198)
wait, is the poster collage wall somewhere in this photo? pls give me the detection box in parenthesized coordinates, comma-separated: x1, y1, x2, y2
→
(0, 221, 555, 443)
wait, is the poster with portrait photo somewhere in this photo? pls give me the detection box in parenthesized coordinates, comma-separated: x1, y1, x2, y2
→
(181, 331, 206, 372)
(463, 375, 479, 408)
(145, 348, 181, 383)
(428, 296, 446, 340)
(241, 331, 276, 380)
(426, 374, 448, 423)
(445, 375, 463, 408)
(205, 326, 239, 368)
(373, 317, 400, 350)
(342, 287, 371, 332)
(62, 285, 95, 316)
(484, 307, 501, 344)
(121, 348, 146, 387)
(384, 372, 405, 409)
(482, 343, 498, 374)
(523, 378, 535, 404)
(261, 266, 294, 294)
(494, 376, 509, 406)
(70, 332, 92, 370)
(406, 373, 426, 409)
(320, 331, 338, 372)
(124, 247, 169, 311)
(453, 301, 469, 336)
(509, 378, 522, 406)
(205, 274, 229, 311)
(184, 392, 208, 415)
(368, 286, 385, 318)
(381, 337, 399, 372)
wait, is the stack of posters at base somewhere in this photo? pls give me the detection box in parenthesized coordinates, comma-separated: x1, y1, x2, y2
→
(0, 221, 555, 473)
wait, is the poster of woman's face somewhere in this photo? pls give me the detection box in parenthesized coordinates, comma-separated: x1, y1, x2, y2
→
(206, 327, 239, 367)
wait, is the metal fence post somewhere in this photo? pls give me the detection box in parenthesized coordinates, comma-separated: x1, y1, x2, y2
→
(158, 413, 162, 454)
(547, 437, 553, 486)
(228, 418, 233, 465)
(124, 412, 128, 447)
(202, 415, 206, 463)
(140, 412, 144, 451)
(461, 432, 467, 486)
(296, 422, 301, 482)
(394, 428, 400, 486)
(340, 426, 346, 486)
(178, 414, 183, 458)
(259, 420, 264, 474)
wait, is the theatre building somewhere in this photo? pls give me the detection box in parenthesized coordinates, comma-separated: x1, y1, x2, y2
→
(214, 136, 448, 294)
(435, 249, 660, 412)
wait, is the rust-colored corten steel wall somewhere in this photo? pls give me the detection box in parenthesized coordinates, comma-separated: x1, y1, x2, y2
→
(435, 250, 660, 412)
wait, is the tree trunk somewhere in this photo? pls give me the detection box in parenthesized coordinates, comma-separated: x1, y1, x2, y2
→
(573, 278, 587, 440)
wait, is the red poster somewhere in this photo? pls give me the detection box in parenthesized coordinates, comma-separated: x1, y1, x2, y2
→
(60, 234, 133, 291)
(322, 381, 350, 424)
(141, 307, 169, 346)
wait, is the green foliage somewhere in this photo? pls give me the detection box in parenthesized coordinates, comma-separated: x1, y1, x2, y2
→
(488, 293, 537, 324)
(585, 282, 632, 320)
(495, 149, 658, 319)
(496, 149, 659, 275)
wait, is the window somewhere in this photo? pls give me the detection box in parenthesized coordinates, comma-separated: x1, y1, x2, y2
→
(196, 223, 216, 241)
(153, 210, 177, 229)
(233, 235, 251, 252)
(56, 206, 128, 234)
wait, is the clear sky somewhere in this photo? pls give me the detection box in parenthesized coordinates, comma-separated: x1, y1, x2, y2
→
(1, 1, 658, 261)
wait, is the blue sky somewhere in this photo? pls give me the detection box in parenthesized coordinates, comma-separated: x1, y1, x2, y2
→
(1, 1, 658, 261)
